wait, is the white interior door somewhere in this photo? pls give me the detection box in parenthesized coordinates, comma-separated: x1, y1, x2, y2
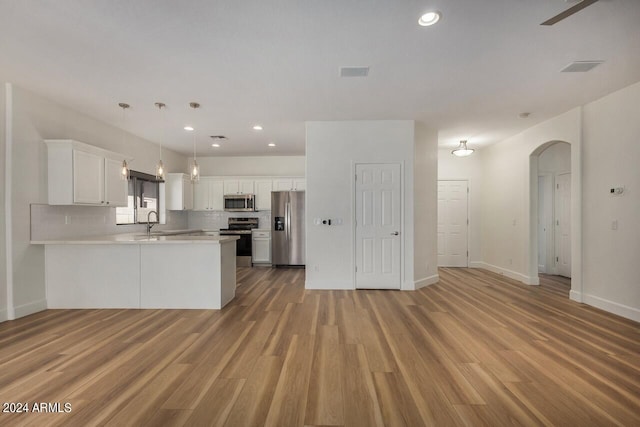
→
(555, 173, 571, 278)
(437, 180, 468, 267)
(355, 163, 401, 289)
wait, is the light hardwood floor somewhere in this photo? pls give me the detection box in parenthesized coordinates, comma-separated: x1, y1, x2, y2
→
(0, 268, 639, 426)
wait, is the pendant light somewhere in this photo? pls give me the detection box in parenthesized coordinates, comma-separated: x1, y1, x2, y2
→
(188, 102, 200, 182)
(155, 102, 166, 180)
(452, 140, 474, 157)
(118, 102, 131, 180)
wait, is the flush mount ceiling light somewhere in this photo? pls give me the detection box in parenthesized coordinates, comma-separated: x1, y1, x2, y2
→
(452, 140, 474, 157)
(418, 11, 441, 26)
(268, 142, 276, 147)
(184, 125, 194, 131)
(211, 143, 220, 148)
(118, 102, 131, 180)
(253, 125, 263, 131)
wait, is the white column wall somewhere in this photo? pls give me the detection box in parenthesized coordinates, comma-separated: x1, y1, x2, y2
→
(305, 120, 437, 290)
(580, 81, 640, 320)
(0, 83, 7, 321)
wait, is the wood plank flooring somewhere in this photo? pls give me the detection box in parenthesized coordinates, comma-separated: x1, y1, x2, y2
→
(0, 268, 639, 426)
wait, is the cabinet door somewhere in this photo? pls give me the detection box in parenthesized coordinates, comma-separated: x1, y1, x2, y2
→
(193, 178, 211, 211)
(182, 177, 193, 210)
(104, 158, 128, 206)
(239, 179, 254, 194)
(223, 180, 240, 195)
(252, 233, 271, 263)
(210, 179, 224, 210)
(273, 179, 293, 191)
(254, 180, 273, 211)
(293, 178, 306, 191)
(73, 149, 104, 204)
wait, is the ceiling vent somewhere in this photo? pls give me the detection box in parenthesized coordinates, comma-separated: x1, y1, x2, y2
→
(560, 61, 603, 73)
(210, 135, 228, 140)
(340, 66, 369, 77)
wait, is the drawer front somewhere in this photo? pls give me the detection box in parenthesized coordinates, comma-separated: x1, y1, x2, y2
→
(252, 231, 271, 238)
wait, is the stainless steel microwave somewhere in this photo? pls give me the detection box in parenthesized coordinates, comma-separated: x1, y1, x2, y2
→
(224, 194, 256, 211)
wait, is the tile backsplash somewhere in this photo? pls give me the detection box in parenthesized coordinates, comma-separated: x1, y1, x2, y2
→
(31, 204, 188, 241)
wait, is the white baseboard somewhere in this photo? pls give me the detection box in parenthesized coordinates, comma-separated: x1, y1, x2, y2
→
(469, 262, 538, 285)
(577, 292, 640, 323)
(305, 280, 354, 290)
(569, 290, 583, 303)
(413, 274, 439, 290)
(13, 299, 47, 319)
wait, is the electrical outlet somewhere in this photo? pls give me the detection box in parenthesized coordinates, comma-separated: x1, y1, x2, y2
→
(314, 265, 319, 272)
(64, 215, 71, 225)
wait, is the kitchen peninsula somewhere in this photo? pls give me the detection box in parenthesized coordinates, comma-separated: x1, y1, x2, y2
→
(32, 233, 239, 310)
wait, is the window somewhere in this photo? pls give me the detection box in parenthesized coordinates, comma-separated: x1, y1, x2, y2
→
(116, 171, 162, 225)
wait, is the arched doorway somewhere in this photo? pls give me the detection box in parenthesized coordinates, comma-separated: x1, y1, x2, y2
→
(529, 140, 582, 302)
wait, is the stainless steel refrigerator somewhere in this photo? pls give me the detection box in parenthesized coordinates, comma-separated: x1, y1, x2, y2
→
(271, 191, 305, 266)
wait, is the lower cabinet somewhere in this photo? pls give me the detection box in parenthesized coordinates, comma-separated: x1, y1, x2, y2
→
(251, 230, 271, 265)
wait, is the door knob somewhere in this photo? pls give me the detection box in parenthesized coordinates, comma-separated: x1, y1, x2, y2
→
(391, 231, 399, 236)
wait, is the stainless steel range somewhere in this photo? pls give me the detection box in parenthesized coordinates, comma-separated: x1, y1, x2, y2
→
(219, 217, 259, 267)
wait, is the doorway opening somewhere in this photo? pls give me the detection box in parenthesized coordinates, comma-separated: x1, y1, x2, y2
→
(536, 142, 571, 278)
(529, 140, 581, 301)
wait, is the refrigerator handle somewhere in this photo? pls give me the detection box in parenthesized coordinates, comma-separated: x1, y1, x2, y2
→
(286, 201, 290, 240)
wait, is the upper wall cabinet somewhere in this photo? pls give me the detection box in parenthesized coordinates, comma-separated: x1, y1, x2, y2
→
(223, 179, 255, 195)
(165, 173, 193, 211)
(45, 139, 128, 206)
(193, 177, 224, 211)
(254, 179, 273, 211)
(273, 178, 306, 191)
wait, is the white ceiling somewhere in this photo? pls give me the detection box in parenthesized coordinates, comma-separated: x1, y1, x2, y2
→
(1, 0, 639, 156)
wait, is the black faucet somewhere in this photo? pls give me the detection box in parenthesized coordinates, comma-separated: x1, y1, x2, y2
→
(147, 211, 159, 236)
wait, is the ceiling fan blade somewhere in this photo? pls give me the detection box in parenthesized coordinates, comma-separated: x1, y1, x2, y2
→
(541, 0, 599, 25)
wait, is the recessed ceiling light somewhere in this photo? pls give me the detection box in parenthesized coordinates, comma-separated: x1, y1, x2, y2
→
(211, 143, 220, 148)
(184, 126, 194, 131)
(268, 143, 276, 147)
(253, 125, 263, 131)
(418, 11, 441, 26)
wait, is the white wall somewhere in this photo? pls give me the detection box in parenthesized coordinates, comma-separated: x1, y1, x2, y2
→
(193, 156, 305, 176)
(538, 142, 571, 173)
(479, 108, 581, 285)
(305, 120, 437, 290)
(414, 123, 439, 286)
(581, 81, 640, 320)
(0, 83, 7, 321)
(4, 83, 188, 320)
(437, 148, 483, 264)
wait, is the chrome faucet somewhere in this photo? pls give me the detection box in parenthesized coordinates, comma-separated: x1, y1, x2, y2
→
(147, 210, 159, 235)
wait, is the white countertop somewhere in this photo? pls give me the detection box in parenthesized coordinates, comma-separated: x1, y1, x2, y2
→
(31, 230, 238, 245)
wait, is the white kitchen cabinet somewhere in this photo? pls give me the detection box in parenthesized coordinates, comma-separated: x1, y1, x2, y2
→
(254, 179, 273, 211)
(104, 158, 128, 206)
(224, 179, 254, 195)
(45, 139, 128, 206)
(165, 173, 193, 210)
(193, 177, 224, 211)
(273, 177, 306, 191)
(292, 178, 306, 191)
(252, 229, 271, 265)
(72, 149, 104, 204)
